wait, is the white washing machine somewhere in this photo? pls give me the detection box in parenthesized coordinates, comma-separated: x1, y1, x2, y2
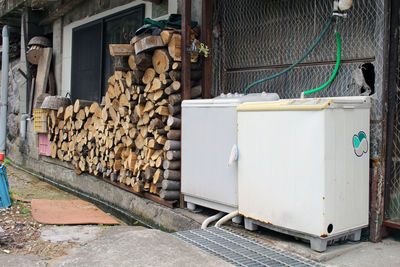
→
(181, 93, 279, 213)
(237, 96, 370, 251)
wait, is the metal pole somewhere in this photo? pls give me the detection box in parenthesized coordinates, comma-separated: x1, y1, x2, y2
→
(0, 25, 9, 160)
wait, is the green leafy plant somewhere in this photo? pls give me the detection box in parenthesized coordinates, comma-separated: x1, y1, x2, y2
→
(21, 207, 31, 215)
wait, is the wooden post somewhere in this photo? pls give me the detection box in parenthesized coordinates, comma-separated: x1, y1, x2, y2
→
(180, 0, 192, 208)
(202, 0, 212, 99)
(181, 0, 192, 101)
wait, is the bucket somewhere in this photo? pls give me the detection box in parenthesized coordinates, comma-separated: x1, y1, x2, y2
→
(0, 164, 11, 209)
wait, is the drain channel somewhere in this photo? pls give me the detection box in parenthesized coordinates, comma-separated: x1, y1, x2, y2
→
(173, 227, 321, 267)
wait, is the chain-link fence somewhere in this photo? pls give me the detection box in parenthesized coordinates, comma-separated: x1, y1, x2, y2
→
(212, 0, 380, 96)
(212, 0, 385, 168)
(388, 14, 400, 221)
(211, 0, 389, 220)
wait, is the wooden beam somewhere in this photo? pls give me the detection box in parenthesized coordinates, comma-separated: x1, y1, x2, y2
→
(201, 0, 212, 99)
(181, 0, 192, 101)
(33, 47, 52, 108)
(180, 0, 191, 209)
(39, 0, 86, 26)
(109, 44, 134, 57)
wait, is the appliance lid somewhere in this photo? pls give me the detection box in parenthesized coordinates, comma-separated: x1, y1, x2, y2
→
(182, 92, 280, 107)
(237, 96, 371, 111)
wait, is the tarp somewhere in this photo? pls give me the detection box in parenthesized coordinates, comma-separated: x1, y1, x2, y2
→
(0, 164, 11, 209)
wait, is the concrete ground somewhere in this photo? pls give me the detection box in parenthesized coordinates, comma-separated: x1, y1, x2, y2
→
(325, 238, 400, 267)
(1, 163, 400, 266)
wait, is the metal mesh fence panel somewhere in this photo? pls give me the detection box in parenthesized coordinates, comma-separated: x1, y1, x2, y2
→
(212, 0, 385, 164)
(388, 17, 400, 221)
(212, 0, 381, 97)
(211, 0, 388, 217)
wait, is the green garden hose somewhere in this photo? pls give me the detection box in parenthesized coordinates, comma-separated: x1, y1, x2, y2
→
(301, 32, 341, 96)
(244, 17, 334, 95)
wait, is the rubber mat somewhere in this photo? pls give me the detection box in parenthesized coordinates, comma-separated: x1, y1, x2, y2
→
(31, 199, 119, 225)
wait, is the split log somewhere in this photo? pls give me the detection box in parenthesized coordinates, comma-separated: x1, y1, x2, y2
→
(144, 166, 156, 182)
(64, 105, 74, 120)
(109, 44, 134, 56)
(89, 102, 102, 118)
(74, 99, 94, 113)
(142, 68, 156, 84)
(57, 106, 65, 119)
(160, 30, 174, 45)
(152, 49, 172, 74)
(155, 106, 170, 116)
(153, 169, 164, 185)
(128, 54, 137, 70)
(164, 81, 181, 95)
(133, 181, 144, 193)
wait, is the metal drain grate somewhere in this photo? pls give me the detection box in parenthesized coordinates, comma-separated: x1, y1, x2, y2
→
(173, 227, 321, 267)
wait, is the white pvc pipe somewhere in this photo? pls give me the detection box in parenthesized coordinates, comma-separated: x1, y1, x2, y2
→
(215, 210, 239, 228)
(0, 25, 9, 156)
(201, 212, 225, 229)
(19, 114, 30, 139)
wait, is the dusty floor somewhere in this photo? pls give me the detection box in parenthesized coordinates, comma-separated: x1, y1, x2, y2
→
(0, 163, 119, 259)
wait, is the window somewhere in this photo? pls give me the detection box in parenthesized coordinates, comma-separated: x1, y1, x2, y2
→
(71, 4, 145, 103)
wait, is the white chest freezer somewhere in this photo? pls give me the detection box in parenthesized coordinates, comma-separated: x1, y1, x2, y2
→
(237, 97, 370, 251)
(181, 93, 279, 213)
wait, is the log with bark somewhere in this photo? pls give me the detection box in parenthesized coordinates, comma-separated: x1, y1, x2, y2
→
(47, 39, 204, 203)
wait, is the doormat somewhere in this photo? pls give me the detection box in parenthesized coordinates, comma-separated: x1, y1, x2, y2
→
(31, 199, 119, 225)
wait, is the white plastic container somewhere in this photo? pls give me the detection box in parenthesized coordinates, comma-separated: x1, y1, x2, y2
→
(181, 93, 279, 213)
(237, 97, 370, 251)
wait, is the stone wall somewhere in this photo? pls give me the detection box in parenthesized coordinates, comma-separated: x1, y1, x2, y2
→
(6, 59, 26, 144)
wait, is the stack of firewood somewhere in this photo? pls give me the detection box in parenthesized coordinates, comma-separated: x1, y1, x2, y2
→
(47, 28, 201, 201)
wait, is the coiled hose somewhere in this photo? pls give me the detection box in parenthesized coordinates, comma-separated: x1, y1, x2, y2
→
(244, 17, 335, 95)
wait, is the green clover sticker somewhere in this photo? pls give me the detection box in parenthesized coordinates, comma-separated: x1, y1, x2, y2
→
(353, 131, 368, 157)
